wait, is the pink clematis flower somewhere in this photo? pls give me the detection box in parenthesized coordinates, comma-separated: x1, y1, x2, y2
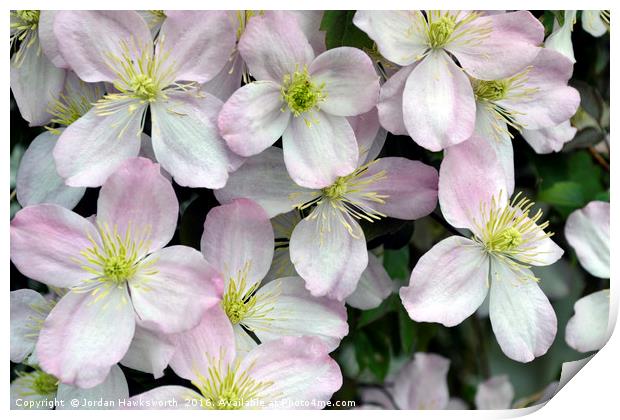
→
(216, 110, 438, 300)
(354, 10, 543, 151)
(129, 307, 342, 410)
(400, 141, 563, 362)
(52, 11, 240, 188)
(218, 12, 380, 189)
(10, 157, 222, 388)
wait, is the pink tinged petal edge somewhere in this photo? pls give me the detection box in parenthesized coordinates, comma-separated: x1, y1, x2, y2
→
(565, 290, 610, 352)
(488, 258, 557, 363)
(10, 289, 49, 363)
(201, 199, 274, 289)
(127, 386, 203, 410)
(289, 205, 369, 301)
(129, 245, 223, 335)
(56, 365, 129, 410)
(201, 53, 244, 102)
(353, 11, 427, 67)
(475, 375, 515, 410)
(346, 253, 393, 310)
(521, 120, 577, 154)
(348, 107, 387, 166)
(151, 93, 240, 189)
(36, 287, 136, 388)
(169, 305, 236, 381)
(283, 112, 358, 189)
(448, 11, 544, 80)
(53, 103, 144, 188)
(214, 147, 315, 218)
(96, 156, 178, 254)
(288, 10, 326, 54)
(392, 353, 450, 410)
(218, 81, 291, 157)
(10, 204, 99, 288)
(309, 46, 380, 117)
(16, 131, 86, 209)
(565, 201, 610, 278)
(158, 11, 236, 83)
(38, 11, 68, 68)
(239, 336, 343, 409)
(53, 11, 152, 82)
(403, 50, 476, 151)
(362, 157, 438, 220)
(120, 326, 176, 379)
(400, 236, 490, 327)
(238, 12, 315, 82)
(377, 65, 415, 136)
(248, 277, 349, 351)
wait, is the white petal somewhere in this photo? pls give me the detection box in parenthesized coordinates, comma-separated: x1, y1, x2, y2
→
(346, 252, 393, 310)
(565, 290, 610, 352)
(475, 375, 514, 410)
(565, 201, 610, 278)
(56, 365, 129, 410)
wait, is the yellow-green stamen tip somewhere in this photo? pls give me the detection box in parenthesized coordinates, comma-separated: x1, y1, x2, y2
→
(281, 67, 326, 117)
(428, 15, 456, 48)
(32, 371, 58, 395)
(322, 177, 348, 200)
(489, 226, 523, 252)
(474, 80, 510, 102)
(130, 74, 159, 101)
(13, 10, 40, 26)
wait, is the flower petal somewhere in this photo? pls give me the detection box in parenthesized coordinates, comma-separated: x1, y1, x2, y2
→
(309, 47, 379, 116)
(349, 107, 387, 165)
(403, 51, 476, 151)
(10, 289, 49, 363)
(489, 258, 557, 362)
(38, 11, 69, 68)
(201, 54, 243, 101)
(218, 81, 291, 157)
(392, 353, 450, 410)
(158, 11, 236, 83)
(522, 120, 577, 154)
(36, 287, 136, 388)
(16, 131, 86, 209)
(475, 375, 515, 410)
(10, 204, 98, 288)
(283, 112, 358, 189)
(120, 325, 176, 379)
(565, 201, 610, 278)
(400, 236, 489, 327)
(129, 245, 222, 335)
(377, 65, 415, 136)
(582, 11, 608, 37)
(544, 11, 576, 63)
(565, 290, 610, 352)
(56, 365, 129, 410)
(346, 252, 393, 310)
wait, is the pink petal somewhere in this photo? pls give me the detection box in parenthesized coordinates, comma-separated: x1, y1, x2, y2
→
(96, 157, 178, 254)
(238, 12, 314, 82)
(10, 204, 99, 288)
(565, 201, 610, 278)
(392, 353, 450, 410)
(201, 54, 243, 101)
(346, 252, 393, 310)
(348, 107, 387, 165)
(38, 11, 69, 68)
(475, 375, 514, 409)
(522, 120, 577, 154)
(309, 47, 379, 116)
(10, 289, 49, 363)
(120, 326, 176, 379)
(565, 290, 610, 352)
(288, 10, 326, 54)
(36, 287, 136, 388)
(157, 11, 236, 83)
(218, 81, 291, 157)
(403, 51, 476, 151)
(56, 365, 129, 409)
(400, 236, 489, 327)
(377, 65, 415, 136)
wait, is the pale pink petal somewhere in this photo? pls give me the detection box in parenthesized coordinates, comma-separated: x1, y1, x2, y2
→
(400, 236, 489, 327)
(38, 11, 69, 68)
(489, 258, 557, 362)
(403, 51, 476, 151)
(127, 386, 202, 409)
(201, 199, 274, 289)
(565, 201, 610, 278)
(201, 54, 243, 101)
(566, 290, 610, 352)
(290, 204, 368, 300)
(346, 252, 393, 310)
(36, 287, 136, 388)
(169, 305, 235, 381)
(377, 65, 415, 135)
(348, 107, 387, 165)
(16, 131, 85, 209)
(218, 81, 291, 157)
(239, 336, 342, 409)
(151, 93, 239, 189)
(392, 353, 450, 410)
(475, 375, 514, 409)
(54, 11, 152, 82)
(53, 104, 144, 187)
(514, 225, 564, 267)
(283, 112, 358, 189)
(448, 11, 544, 80)
(214, 147, 315, 218)
(56, 365, 129, 410)
(158, 11, 236, 83)
(289, 10, 326, 53)
(309, 47, 379, 116)
(522, 120, 577, 154)
(96, 157, 178, 254)
(360, 388, 396, 409)
(238, 12, 314, 82)
(129, 246, 222, 335)
(353, 11, 427, 66)
(120, 326, 176, 379)
(10, 289, 49, 363)
(248, 277, 348, 351)
(10, 204, 99, 288)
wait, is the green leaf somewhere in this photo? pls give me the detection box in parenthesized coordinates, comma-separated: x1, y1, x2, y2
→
(383, 247, 410, 280)
(566, 151, 604, 201)
(353, 330, 391, 382)
(538, 181, 585, 208)
(357, 294, 398, 329)
(398, 306, 415, 354)
(595, 190, 610, 202)
(320, 11, 373, 50)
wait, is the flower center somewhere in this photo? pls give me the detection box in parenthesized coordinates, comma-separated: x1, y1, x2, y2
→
(10, 10, 41, 64)
(14, 10, 40, 26)
(281, 66, 326, 118)
(427, 15, 456, 48)
(47, 83, 103, 134)
(322, 177, 348, 200)
(129, 74, 159, 101)
(474, 80, 509, 102)
(15, 369, 58, 397)
(487, 226, 523, 252)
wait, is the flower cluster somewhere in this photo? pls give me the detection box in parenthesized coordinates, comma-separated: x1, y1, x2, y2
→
(9, 10, 610, 411)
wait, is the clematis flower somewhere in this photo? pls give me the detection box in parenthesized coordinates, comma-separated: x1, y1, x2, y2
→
(129, 308, 342, 410)
(52, 11, 241, 188)
(565, 289, 610, 352)
(581, 10, 609, 37)
(565, 201, 610, 279)
(521, 120, 577, 154)
(10, 10, 66, 126)
(354, 10, 543, 151)
(216, 110, 438, 300)
(474, 376, 514, 409)
(171, 198, 348, 355)
(400, 140, 563, 362)
(218, 11, 380, 188)
(10, 157, 222, 387)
